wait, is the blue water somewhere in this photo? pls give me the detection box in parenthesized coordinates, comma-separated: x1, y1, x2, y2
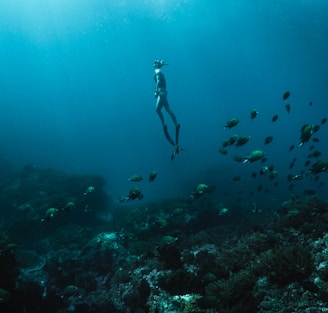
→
(0, 0, 327, 208)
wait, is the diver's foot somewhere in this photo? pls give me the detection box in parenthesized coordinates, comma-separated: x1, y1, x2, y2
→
(170, 145, 180, 161)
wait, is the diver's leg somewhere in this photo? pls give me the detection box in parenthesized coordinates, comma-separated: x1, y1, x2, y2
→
(175, 123, 181, 145)
(163, 125, 175, 146)
(156, 98, 175, 145)
(163, 99, 178, 126)
(163, 100, 180, 144)
(156, 98, 165, 126)
(167, 109, 178, 126)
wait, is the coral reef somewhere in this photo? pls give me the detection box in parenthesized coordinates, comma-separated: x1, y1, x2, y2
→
(1, 164, 328, 312)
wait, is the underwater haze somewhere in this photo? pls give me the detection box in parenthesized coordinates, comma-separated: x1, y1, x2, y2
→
(0, 0, 327, 207)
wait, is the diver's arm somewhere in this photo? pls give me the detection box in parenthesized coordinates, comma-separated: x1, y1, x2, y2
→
(154, 75, 160, 97)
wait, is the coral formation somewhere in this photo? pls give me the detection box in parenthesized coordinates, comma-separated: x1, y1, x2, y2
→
(1, 164, 328, 312)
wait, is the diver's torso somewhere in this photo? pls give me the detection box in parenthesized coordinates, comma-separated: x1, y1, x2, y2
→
(155, 72, 166, 89)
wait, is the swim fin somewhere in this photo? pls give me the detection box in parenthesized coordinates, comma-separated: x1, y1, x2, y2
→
(175, 123, 181, 145)
(163, 125, 175, 146)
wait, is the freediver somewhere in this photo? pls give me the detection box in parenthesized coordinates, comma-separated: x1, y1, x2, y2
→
(153, 59, 182, 160)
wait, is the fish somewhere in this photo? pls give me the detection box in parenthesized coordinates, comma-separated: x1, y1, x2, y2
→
(304, 189, 316, 195)
(232, 176, 242, 181)
(289, 145, 295, 151)
(288, 174, 303, 181)
(260, 166, 270, 176)
(299, 124, 314, 146)
(222, 135, 238, 147)
(268, 164, 274, 171)
(264, 136, 273, 144)
(83, 186, 95, 195)
(261, 157, 268, 163)
(0, 288, 11, 304)
(190, 183, 208, 199)
(282, 91, 290, 100)
(312, 137, 320, 143)
(251, 172, 257, 179)
(272, 114, 279, 122)
(233, 155, 244, 163)
(62, 201, 76, 212)
(149, 170, 157, 182)
(41, 208, 58, 223)
(218, 207, 229, 216)
(250, 109, 259, 120)
(226, 134, 238, 146)
(243, 150, 265, 163)
(321, 117, 327, 125)
(219, 147, 228, 155)
(235, 135, 250, 147)
(128, 175, 143, 182)
(313, 125, 321, 133)
(309, 101, 313, 106)
(268, 170, 279, 179)
(285, 103, 291, 114)
(63, 285, 80, 297)
(252, 202, 261, 213)
(118, 195, 128, 203)
(308, 150, 322, 158)
(308, 160, 328, 175)
(304, 160, 311, 166)
(126, 187, 144, 201)
(224, 118, 239, 129)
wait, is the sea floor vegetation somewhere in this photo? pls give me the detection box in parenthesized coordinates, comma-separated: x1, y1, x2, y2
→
(0, 165, 328, 312)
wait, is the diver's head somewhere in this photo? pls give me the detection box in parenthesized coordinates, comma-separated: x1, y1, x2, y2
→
(154, 59, 167, 69)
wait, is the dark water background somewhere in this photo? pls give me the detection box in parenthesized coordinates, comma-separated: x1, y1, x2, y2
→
(0, 0, 327, 210)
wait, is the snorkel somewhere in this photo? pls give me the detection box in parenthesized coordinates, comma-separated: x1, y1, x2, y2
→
(153, 59, 168, 69)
